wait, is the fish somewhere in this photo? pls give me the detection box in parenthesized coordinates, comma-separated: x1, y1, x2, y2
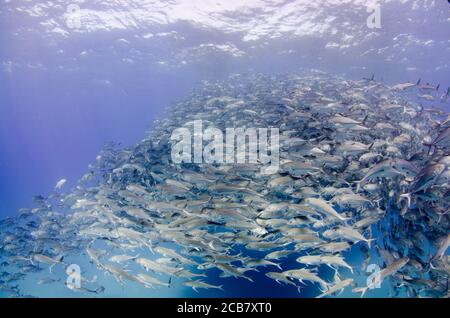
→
(135, 257, 182, 276)
(154, 246, 196, 265)
(314, 242, 351, 254)
(283, 268, 329, 290)
(55, 179, 67, 190)
(215, 263, 255, 282)
(432, 234, 450, 260)
(136, 273, 171, 288)
(353, 257, 409, 297)
(303, 198, 348, 223)
(30, 254, 64, 273)
(317, 274, 353, 298)
(323, 226, 374, 247)
(66, 283, 105, 294)
(391, 82, 417, 91)
(102, 263, 141, 285)
(265, 272, 298, 288)
(297, 255, 353, 273)
(109, 254, 140, 264)
(183, 280, 223, 292)
(355, 160, 402, 192)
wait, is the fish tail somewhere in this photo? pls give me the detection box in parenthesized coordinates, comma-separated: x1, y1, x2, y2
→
(95, 287, 104, 294)
(147, 244, 155, 254)
(355, 181, 362, 193)
(353, 286, 369, 298)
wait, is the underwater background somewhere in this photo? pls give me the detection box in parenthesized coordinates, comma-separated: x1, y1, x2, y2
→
(0, 0, 449, 298)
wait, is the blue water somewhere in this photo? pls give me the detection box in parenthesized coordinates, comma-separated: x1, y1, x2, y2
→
(0, 1, 449, 298)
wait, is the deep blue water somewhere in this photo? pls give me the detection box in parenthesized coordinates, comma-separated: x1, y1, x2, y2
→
(0, 0, 449, 298)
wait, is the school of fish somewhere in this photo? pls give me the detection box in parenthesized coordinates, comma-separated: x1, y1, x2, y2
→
(0, 72, 449, 298)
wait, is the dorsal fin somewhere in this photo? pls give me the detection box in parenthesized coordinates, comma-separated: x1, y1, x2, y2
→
(334, 271, 341, 282)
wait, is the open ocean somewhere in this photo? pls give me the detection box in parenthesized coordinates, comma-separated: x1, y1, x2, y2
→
(0, 1, 449, 298)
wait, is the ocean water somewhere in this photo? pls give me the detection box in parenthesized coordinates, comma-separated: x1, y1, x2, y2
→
(0, 1, 449, 298)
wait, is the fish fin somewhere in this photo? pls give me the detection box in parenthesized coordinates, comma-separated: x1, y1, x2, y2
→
(352, 287, 369, 298)
(362, 115, 369, 126)
(425, 143, 433, 155)
(318, 284, 328, 294)
(416, 78, 421, 85)
(218, 285, 224, 291)
(326, 264, 336, 271)
(49, 263, 55, 274)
